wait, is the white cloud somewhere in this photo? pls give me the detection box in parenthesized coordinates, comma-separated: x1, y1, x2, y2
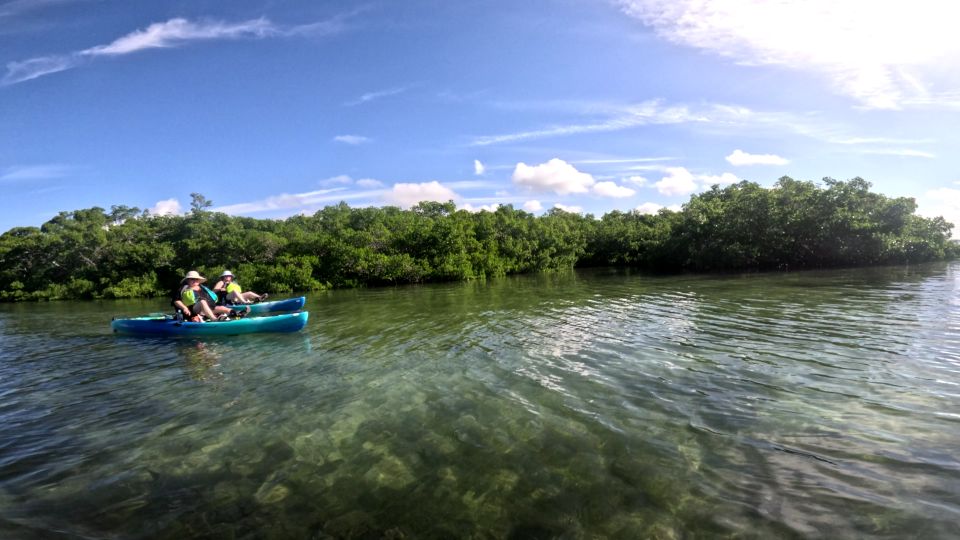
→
(593, 181, 636, 198)
(553, 203, 583, 213)
(625, 175, 649, 186)
(333, 135, 371, 145)
(149, 198, 182, 216)
(654, 167, 740, 195)
(512, 158, 595, 195)
(356, 178, 384, 188)
(699, 172, 740, 186)
(523, 200, 543, 212)
(635, 202, 663, 215)
(462, 203, 499, 213)
(385, 181, 458, 208)
(618, 0, 960, 109)
(725, 149, 789, 166)
(0, 164, 72, 181)
(918, 187, 960, 231)
(474, 159, 485, 176)
(655, 167, 698, 196)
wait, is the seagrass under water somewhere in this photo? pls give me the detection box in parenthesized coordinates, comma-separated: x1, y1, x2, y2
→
(1, 263, 959, 538)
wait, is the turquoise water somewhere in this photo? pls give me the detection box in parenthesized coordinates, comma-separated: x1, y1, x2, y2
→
(1, 264, 959, 538)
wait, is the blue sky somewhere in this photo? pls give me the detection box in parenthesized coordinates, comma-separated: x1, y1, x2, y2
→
(2, 0, 959, 232)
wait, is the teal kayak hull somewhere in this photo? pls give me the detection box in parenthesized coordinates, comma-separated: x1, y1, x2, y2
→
(227, 296, 305, 315)
(112, 311, 308, 336)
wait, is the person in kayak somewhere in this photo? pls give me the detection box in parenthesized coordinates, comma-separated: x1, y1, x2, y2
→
(177, 270, 232, 321)
(212, 270, 267, 305)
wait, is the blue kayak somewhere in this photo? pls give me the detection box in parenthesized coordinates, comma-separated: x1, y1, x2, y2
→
(227, 296, 306, 315)
(112, 311, 308, 336)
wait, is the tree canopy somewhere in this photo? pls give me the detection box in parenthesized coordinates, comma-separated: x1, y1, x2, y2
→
(0, 177, 955, 301)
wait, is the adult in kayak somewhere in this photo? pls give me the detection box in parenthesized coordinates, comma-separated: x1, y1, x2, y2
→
(176, 270, 232, 321)
(212, 270, 267, 305)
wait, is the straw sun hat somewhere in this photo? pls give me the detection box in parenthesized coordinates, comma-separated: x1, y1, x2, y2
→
(181, 270, 207, 284)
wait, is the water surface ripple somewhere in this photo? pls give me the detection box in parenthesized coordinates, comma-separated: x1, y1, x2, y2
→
(1, 264, 959, 538)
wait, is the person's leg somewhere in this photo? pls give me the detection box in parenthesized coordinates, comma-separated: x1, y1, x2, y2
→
(198, 299, 217, 321)
(241, 291, 265, 302)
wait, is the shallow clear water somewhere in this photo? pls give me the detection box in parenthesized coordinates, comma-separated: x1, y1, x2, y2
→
(1, 264, 959, 539)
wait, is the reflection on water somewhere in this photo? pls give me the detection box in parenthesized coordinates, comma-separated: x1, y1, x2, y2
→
(1, 263, 959, 538)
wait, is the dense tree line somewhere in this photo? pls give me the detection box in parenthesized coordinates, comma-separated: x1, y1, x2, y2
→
(0, 177, 956, 301)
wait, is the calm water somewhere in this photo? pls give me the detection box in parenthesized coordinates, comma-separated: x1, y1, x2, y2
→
(1, 264, 959, 539)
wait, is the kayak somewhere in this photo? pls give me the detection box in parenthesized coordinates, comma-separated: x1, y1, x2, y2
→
(112, 311, 308, 336)
(227, 296, 306, 315)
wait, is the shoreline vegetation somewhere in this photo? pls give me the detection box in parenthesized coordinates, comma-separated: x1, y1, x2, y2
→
(1, 177, 956, 302)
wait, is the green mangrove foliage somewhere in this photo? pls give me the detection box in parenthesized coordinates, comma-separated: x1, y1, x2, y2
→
(0, 178, 955, 301)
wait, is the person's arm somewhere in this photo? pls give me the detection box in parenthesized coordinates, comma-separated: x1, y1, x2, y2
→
(212, 280, 226, 293)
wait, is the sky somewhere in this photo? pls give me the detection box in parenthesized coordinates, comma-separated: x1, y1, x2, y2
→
(2, 0, 960, 232)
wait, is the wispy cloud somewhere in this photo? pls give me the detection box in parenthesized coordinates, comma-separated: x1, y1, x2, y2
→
(574, 157, 674, 165)
(333, 134, 372, 145)
(344, 85, 414, 106)
(0, 0, 91, 19)
(468, 99, 849, 147)
(859, 148, 936, 159)
(85, 18, 275, 57)
(830, 137, 936, 145)
(617, 0, 960, 109)
(0, 164, 72, 180)
(826, 136, 936, 158)
(471, 100, 703, 146)
(213, 187, 385, 215)
(445, 180, 496, 190)
(2, 14, 352, 85)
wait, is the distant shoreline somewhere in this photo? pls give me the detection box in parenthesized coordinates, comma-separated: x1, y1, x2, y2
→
(1, 178, 956, 302)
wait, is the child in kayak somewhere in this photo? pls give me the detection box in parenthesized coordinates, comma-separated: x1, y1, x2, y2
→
(213, 270, 268, 305)
(175, 270, 233, 321)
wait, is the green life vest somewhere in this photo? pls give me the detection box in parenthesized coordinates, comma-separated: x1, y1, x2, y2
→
(181, 285, 217, 306)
